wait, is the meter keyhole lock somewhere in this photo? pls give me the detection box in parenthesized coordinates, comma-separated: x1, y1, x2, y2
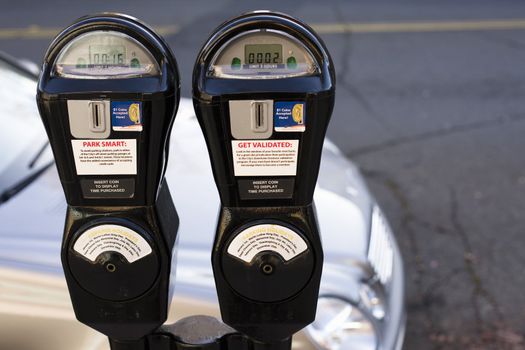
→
(106, 262, 117, 273)
(261, 263, 274, 275)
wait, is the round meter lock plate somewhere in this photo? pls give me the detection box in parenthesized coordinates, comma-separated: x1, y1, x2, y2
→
(222, 223, 315, 303)
(68, 221, 160, 301)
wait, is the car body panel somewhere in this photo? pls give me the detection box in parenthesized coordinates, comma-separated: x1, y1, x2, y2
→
(0, 56, 405, 350)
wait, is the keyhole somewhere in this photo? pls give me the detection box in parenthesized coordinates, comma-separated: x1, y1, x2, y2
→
(106, 263, 116, 273)
(261, 264, 274, 275)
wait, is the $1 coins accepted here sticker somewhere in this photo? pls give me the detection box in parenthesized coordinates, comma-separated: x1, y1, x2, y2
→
(74, 224, 152, 263)
(227, 224, 308, 263)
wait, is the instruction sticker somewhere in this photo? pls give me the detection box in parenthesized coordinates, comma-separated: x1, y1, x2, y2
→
(227, 224, 308, 263)
(274, 101, 305, 132)
(73, 224, 152, 263)
(111, 101, 143, 131)
(238, 178, 294, 200)
(71, 139, 137, 175)
(232, 140, 299, 176)
(80, 178, 135, 199)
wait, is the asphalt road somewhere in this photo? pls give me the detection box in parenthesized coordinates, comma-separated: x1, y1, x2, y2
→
(2, 0, 525, 349)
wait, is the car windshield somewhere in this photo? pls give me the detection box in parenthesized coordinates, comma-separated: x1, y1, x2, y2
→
(0, 60, 48, 185)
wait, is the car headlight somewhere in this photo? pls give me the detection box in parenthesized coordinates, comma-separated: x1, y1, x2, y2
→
(306, 297, 378, 350)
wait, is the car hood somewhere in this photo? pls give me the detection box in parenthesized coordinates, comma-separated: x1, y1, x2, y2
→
(0, 98, 374, 293)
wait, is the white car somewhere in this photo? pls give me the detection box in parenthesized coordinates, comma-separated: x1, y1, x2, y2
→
(0, 53, 405, 350)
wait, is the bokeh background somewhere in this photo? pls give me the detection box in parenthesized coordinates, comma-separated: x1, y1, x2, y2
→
(1, 1, 525, 348)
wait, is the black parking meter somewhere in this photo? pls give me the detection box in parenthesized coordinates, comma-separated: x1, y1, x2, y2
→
(193, 11, 335, 345)
(36, 13, 180, 342)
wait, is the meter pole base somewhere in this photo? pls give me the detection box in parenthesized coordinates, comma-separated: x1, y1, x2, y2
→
(108, 316, 292, 350)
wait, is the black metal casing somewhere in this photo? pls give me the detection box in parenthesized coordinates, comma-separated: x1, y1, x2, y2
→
(193, 11, 335, 343)
(36, 13, 180, 341)
(38, 13, 179, 207)
(193, 12, 335, 208)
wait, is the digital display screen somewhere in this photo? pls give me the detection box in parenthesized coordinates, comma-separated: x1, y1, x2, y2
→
(245, 44, 282, 64)
(54, 31, 159, 78)
(210, 31, 318, 79)
(88, 45, 126, 65)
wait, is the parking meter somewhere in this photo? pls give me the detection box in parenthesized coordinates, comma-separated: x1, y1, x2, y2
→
(36, 13, 180, 342)
(193, 11, 335, 345)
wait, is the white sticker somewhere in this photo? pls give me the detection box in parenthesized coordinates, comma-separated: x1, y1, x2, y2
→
(73, 224, 152, 263)
(232, 140, 299, 176)
(71, 139, 137, 175)
(227, 224, 308, 263)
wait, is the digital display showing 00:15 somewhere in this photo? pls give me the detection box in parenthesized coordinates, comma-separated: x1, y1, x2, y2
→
(245, 44, 282, 64)
(89, 45, 126, 65)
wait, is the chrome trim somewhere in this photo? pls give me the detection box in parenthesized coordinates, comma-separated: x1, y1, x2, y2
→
(368, 206, 394, 285)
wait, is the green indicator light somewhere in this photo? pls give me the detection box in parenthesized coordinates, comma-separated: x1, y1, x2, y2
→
(231, 57, 241, 70)
(287, 56, 297, 69)
(130, 58, 140, 68)
(76, 58, 86, 69)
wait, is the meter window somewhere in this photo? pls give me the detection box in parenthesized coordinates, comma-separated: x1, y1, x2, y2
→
(54, 31, 160, 79)
(209, 30, 318, 79)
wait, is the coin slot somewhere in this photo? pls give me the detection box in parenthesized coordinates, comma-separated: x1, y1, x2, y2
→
(89, 101, 106, 133)
(68, 100, 111, 139)
(94, 105, 100, 127)
(229, 100, 273, 139)
(251, 101, 268, 133)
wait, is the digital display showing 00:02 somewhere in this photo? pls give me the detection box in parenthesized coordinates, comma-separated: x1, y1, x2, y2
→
(245, 44, 282, 64)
